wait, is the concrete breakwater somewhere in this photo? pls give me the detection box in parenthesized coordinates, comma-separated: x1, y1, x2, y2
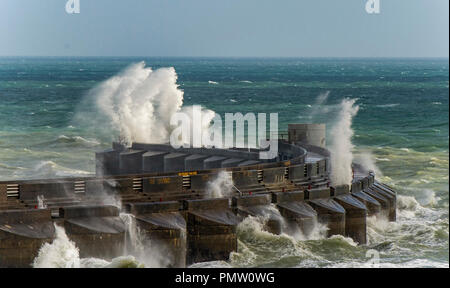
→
(0, 124, 397, 268)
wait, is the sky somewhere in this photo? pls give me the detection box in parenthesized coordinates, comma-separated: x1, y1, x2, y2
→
(0, 0, 448, 57)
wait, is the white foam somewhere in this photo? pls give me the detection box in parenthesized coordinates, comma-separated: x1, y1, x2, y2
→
(33, 225, 81, 268)
(329, 98, 359, 185)
(205, 171, 234, 198)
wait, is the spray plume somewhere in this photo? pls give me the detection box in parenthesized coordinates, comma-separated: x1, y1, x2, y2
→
(329, 98, 359, 186)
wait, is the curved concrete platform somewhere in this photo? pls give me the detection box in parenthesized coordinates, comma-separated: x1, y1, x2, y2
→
(0, 124, 399, 267)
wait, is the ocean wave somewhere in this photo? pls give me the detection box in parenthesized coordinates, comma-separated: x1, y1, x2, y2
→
(21, 161, 92, 179)
(326, 258, 448, 268)
(33, 225, 144, 268)
(375, 103, 400, 108)
(33, 135, 101, 148)
(208, 81, 219, 85)
(0, 162, 25, 170)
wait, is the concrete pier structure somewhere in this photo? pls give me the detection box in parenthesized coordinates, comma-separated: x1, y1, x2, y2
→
(0, 123, 398, 267)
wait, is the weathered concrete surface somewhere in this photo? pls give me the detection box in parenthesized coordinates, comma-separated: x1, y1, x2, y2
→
(334, 194, 368, 244)
(127, 202, 186, 267)
(262, 167, 286, 184)
(221, 158, 245, 168)
(273, 191, 318, 237)
(308, 198, 346, 237)
(185, 154, 209, 171)
(238, 160, 261, 167)
(0, 209, 55, 268)
(288, 164, 308, 181)
(204, 156, 227, 170)
(370, 185, 396, 221)
(352, 191, 381, 217)
(288, 124, 326, 148)
(307, 188, 331, 200)
(60, 205, 125, 260)
(183, 199, 239, 265)
(164, 153, 189, 173)
(142, 151, 168, 173)
(363, 188, 392, 220)
(120, 150, 146, 175)
(96, 149, 120, 176)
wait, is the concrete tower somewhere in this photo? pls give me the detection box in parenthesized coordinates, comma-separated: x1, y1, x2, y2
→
(288, 124, 326, 148)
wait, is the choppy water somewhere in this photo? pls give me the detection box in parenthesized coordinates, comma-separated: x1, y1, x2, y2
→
(0, 57, 448, 268)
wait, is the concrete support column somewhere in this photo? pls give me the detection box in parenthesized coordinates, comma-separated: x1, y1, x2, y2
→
(60, 205, 125, 259)
(183, 199, 239, 265)
(126, 202, 186, 267)
(334, 194, 368, 244)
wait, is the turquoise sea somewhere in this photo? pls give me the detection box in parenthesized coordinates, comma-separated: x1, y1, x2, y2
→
(0, 57, 448, 268)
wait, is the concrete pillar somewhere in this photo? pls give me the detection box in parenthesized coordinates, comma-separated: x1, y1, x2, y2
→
(273, 191, 318, 237)
(119, 150, 146, 175)
(183, 199, 239, 265)
(96, 149, 120, 176)
(308, 198, 346, 237)
(164, 153, 189, 173)
(185, 154, 209, 171)
(352, 191, 381, 217)
(126, 202, 186, 267)
(60, 205, 125, 259)
(142, 151, 168, 174)
(334, 194, 368, 244)
(370, 185, 396, 221)
(363, 187, 391, 220)
(288, 124, 326, 148)
(0, 209, 55, 268)
(204, 156, 227, 170)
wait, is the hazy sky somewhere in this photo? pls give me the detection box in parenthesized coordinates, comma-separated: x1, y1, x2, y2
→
(0, 0, 448, 57)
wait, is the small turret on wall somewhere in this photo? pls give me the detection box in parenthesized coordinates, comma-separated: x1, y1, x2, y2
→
(288, 124, 326, 148)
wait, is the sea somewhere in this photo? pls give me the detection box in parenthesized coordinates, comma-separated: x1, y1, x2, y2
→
(0, 57, 448, 268)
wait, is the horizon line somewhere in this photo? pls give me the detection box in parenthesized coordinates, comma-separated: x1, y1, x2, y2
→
(0, 55, 448, 60)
